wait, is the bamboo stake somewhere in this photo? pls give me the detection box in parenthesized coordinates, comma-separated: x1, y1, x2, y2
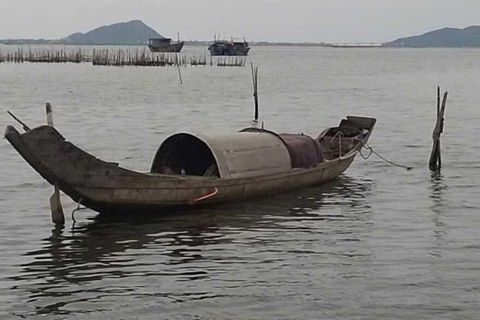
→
(429, 87, 447, 169)
(176, 55, 183, 85)
(251, 63, 259, 121)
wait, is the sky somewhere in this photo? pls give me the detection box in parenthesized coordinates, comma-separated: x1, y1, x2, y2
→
(0, 0, 479, 43)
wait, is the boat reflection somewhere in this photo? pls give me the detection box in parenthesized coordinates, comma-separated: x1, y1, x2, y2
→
(10, 175, 373, 317)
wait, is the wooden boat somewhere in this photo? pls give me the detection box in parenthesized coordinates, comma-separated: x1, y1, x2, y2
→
(208, 39, 250, 56)
(148, 38, 184, 53)
(4, 116, 375, 214)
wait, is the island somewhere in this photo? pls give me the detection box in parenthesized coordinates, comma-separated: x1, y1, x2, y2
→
(0, 20, 164, 46)
(383, 25, 480, 48)
(62, 20, 162, 45)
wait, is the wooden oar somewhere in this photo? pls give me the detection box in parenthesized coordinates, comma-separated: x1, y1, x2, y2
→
(50, 182, 65, 224)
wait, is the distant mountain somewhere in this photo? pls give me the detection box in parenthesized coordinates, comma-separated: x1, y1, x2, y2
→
(62, 20, 163, 45)
(383, 26, 480, 47)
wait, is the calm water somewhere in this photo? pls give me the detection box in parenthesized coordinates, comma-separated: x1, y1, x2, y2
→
(0, 45, 479, 319)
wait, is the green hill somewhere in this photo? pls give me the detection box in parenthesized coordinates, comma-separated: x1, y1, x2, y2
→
(383, 26, 480, 47)
(62, 20, 163, 45)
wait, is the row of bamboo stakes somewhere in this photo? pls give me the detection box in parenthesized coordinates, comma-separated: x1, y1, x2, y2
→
(0, 48, 247, 67)
(0, 48, 85, 63)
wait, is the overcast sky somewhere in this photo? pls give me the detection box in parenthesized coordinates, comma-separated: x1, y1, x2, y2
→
(1, 0, 479, 43)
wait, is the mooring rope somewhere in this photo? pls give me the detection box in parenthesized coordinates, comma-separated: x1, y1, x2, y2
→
(331, 131, 344, 157)
(71, 198, 88, 222)
(360, 142, 413, 171)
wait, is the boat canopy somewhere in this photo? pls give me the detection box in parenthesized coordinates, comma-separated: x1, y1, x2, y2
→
(278, 133, 324, 168)
(150, 130, 324, 179)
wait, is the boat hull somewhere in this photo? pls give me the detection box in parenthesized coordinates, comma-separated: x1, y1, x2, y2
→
(5, 116, 375, 214)
(73, 156, 354, 213)
(208, 42, 250, 56)
(148, 41, 184, 53)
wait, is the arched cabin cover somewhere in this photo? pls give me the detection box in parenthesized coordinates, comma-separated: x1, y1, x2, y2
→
(150, 130, 324, 179)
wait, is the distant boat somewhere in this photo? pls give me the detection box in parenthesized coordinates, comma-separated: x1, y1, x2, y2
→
(208, 38, 250, 56)
(148, 38, 184, 53)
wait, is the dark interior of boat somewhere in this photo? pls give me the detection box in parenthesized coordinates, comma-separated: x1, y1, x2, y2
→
(150, 134, 219, 177)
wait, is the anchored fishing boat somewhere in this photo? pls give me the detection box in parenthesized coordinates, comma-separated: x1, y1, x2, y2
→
(4, 115, 375, 215)
(208, 38, 250, 56)
(148, 37, 184, 53)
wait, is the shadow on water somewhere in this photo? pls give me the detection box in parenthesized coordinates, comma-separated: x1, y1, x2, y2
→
(9, 176, 373, 318)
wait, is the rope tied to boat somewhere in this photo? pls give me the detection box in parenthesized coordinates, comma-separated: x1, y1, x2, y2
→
(360, 141, 413, 171)
(330, 130, 344, 157)
(71, 198, 88, 222)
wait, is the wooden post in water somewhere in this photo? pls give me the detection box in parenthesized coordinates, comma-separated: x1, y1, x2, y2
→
(251, 63, 259, 121)
(46, 103, 65, 224)
(429, 87, 448, 170)
(176, 55, 183, 85)
(46, 102, 54, 126)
